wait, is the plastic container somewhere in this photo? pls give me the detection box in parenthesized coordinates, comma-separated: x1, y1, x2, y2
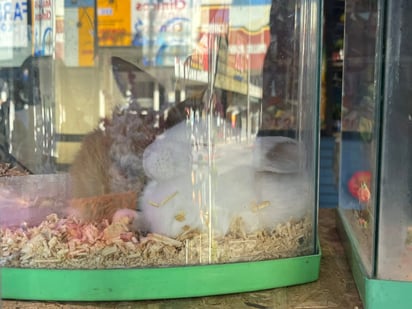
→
(0, 0, 322, 301)
(337, 1, 412, 308)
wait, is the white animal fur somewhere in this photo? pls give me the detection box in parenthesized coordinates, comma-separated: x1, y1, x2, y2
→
(139, 121, 310, 238)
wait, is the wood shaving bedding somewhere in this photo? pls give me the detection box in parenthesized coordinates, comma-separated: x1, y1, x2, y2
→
(0, 212, 313, 269)
(0, 164, 314, 269)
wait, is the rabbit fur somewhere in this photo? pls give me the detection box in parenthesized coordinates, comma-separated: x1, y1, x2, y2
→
(139, 120, 310, 238)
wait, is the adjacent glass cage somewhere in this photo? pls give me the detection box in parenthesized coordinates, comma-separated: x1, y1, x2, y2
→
(0, 0, 321, 301)
(337, 0, 412, 308)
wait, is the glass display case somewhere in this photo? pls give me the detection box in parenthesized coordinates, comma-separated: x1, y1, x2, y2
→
(337, 0, 412, 308)
(0, 0, 322, 301)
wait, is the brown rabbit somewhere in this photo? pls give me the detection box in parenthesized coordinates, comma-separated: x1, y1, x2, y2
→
(68, 103, 160, 221)
(69, 126, 112, 199)
(68, 89, 206, 224)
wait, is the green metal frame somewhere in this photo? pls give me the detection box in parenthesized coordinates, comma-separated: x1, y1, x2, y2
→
(1, 248, 320, 301)
(337, 211, 412, 309)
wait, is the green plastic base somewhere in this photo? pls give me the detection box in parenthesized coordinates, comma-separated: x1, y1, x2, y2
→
(1, 249, 321, 301)
(337, 210, 412, 309)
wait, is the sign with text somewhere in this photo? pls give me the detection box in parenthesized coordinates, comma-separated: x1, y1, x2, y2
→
(96, 0, 270, 72)
(131, 0, 197, 66)
(0, 0, 29, 47)
(33, 0, 54, 56)
(97, 0, 131, 46)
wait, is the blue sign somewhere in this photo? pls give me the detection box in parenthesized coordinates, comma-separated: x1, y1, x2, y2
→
(0, 1, 28, 21)
(0, 1, 29, 48)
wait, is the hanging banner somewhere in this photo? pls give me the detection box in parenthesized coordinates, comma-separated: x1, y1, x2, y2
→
(0, 0, 29, 48)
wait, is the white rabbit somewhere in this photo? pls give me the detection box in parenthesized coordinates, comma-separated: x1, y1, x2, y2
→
(142, 120, 192, 181)
(139, 174, 204, 237)
(139, 120, 310, 238)
(213, 138, 309, 235)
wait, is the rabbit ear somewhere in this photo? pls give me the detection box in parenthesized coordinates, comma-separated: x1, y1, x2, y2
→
(253, 136, 304, 173)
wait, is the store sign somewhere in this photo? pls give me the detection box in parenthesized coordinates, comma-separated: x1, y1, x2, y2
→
(229, 4, 270, 71)
(96, 0, 269, 71)
(130, 0, 196, 66)
(97, 0, 131, 47)
(132, 0, 199, 66)
(33, 0, 54, 56)
(193, 3, 270, 73)
(0, 0, 29, 47)
(97, 0, 195, 66)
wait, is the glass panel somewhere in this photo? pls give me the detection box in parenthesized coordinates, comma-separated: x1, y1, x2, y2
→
(338, 0, 383, 276)
(0, 0, 320, 270)
(377, 0, 412, 281)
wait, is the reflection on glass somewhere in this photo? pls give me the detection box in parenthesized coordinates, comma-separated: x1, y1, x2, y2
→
(377, 1, 412, 281)
(0, 0, 320, 270)
(339, 0, 382, 276)
(339, 0, 412, 283)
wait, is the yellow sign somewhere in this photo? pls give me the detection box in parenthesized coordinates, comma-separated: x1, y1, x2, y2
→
(97, 0, 132, 46)
(78, 7, 95, 66)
